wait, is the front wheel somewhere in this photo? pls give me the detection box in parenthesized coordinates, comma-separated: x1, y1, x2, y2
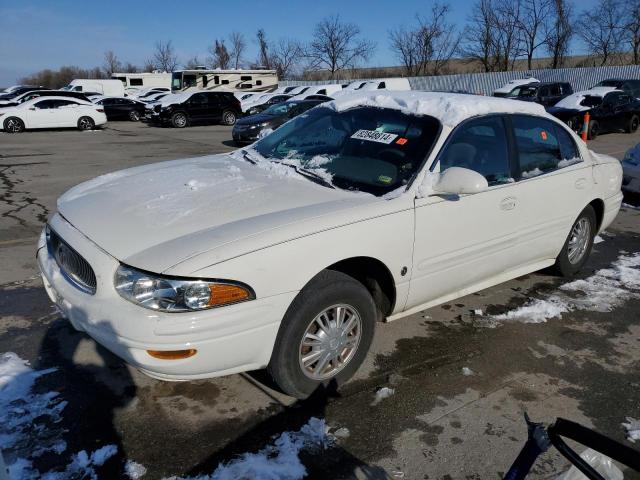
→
(268, 270, 376, 398)
(554, 205, 596, 277)
(77, 116, 94, 131)
(171, 112, 188, 128)
(626, 114, 639, 133)
(129, 110, 140, 122)
(3, 117, 25, 133)
(221, 110, 237, 126)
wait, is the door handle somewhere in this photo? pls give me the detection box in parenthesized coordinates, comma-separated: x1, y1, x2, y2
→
(574, 178, 588, 190)
(500, 197, 517, 211)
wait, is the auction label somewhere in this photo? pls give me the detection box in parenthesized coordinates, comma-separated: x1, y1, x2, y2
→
(351, 129, 398, 144)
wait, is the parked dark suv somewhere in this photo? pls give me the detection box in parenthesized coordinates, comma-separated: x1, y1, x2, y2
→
(593, 79, 640, 98)
(153, 91, 241, 128)
(507, 82, 573, 107)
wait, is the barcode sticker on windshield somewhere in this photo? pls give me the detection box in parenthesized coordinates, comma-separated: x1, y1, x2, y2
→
(351, 129, 398, 144)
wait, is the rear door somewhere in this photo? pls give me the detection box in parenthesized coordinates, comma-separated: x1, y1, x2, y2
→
(53, 100, 82, 127)
(408, 115, 524, 309)
(505, 114, 593, 265)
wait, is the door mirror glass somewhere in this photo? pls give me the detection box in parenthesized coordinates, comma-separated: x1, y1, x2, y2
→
(432, 167, 488, 195)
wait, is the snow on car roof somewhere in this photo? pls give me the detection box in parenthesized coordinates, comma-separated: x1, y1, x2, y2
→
(19, 96, 93, 106)
(554, 87, 620, 110)
(494, 77, 540, 93)
(325, 91, 548, 127)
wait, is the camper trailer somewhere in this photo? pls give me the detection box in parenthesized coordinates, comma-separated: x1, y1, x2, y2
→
(111, 72, 172, 91)
(171, 69, 278, 93)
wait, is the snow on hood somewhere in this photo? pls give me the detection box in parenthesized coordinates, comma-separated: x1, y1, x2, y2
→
(554, 87, 620, 110)
(156, 92, 193, 107)
(494, 77, 539, 94)
(57, 153, 376, 272)
(325, 91, 547, 127)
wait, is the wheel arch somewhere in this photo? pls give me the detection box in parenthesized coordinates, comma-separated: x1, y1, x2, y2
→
(317, 256, 397, 322)
(588, 198, 605, 231)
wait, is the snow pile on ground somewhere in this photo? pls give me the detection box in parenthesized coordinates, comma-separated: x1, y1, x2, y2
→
(168, 417, 328, 480)
(371, 387, 395, 406)
(622, 417, 640, 443)
(461, 367, 475, 376)
(493, 252, 640, 323)
(125, 460, 148, 479)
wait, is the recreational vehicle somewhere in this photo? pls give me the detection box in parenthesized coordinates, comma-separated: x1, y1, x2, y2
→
(171, 69, 278, 93)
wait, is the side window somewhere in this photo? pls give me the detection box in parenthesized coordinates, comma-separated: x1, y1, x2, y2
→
(617, 94, 632, 106)
(130, 78, 143, 86)
(512, 116, 569, 179)
(189, 93, 207, 104)
(34, 100, 56, 109)
(554, 125, 581, 166)
(437, 116, 512, 186)
(54, 100, 78, 108)
(539, 86, 550, 97)
(550, 85, 561, 96)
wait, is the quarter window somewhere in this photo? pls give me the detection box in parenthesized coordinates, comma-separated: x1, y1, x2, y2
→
(437, 116, 512, 186)
(129, 78, 143, 86)
(512, 116, 580, 179)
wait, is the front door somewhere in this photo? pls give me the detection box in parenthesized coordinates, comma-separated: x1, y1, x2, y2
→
(407, 115, 523, 310)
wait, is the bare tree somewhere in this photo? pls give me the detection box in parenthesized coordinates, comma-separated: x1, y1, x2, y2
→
(576, 0, 625, 66)
(493, 0, 524, 71)
(184, 56, 202, 69)
(228, 31, 246, 69)
(625, 0, 640, 64)
(103, 51, 122, 76)
(256, 29, 272, 68)
(518, 0, 552, 69)
(544, 0, 573, 68)
(151, 40, 178, 72)
(122, 62, 138, 73)
(306, 14, 375, 78)
(271, 38, 303, 79)
(209, 40, 230, 69)
(389, 26, 420, 76)
(462, 0, 501, 72)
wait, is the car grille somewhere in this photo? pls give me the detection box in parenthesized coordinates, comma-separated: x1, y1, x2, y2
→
(46, 226, 97, 295)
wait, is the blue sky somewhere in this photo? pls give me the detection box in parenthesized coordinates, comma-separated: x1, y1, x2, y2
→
(0, 0, 600, 86)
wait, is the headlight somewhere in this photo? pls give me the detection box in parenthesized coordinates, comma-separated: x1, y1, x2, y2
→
(114, 265, 254, 312)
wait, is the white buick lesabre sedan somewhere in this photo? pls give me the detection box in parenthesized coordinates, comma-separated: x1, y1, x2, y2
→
(37, 92, 623, 398)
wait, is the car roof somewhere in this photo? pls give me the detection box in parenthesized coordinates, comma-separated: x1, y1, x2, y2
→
(21, 96, 93, 106)
(325, 91, 549, 127)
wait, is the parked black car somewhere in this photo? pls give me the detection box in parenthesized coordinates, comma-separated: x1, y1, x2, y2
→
(0, 86, 46, 101)
(0, 90, 90, 107)
(592, 79, 640, 98)
(245, 94, 293, 115)
(151, 91, 241, 128)
(547, 90, 640, 139)
(232, 99, 324, 145)
(507, 82, 573, 107)
(94, 97, 147, 121)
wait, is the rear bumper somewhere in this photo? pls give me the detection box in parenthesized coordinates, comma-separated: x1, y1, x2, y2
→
(600, 191, 624, 232)
(37, 213, 296, 380)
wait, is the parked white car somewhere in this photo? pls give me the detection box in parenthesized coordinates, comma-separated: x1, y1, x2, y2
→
(622, 144, 640, 193)
(493, 77, 540, 97)
(37, 92, 622, 398)
(1, 97, 107, 133)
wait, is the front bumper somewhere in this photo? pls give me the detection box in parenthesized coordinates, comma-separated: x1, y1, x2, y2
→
(37, 213, 296, 380)
(232, 126, 260, 144)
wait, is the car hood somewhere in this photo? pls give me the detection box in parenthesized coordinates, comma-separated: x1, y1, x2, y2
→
(57, 153, 378, 273)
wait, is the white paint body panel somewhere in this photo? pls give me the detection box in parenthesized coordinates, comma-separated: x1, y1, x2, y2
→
(38, 92, 623, 380)
(0, 97, 107, 130)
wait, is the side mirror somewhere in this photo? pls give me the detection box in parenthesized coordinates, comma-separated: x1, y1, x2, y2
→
(432, 167, 488, 195)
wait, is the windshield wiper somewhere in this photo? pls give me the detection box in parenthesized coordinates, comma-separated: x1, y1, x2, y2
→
(280, 161, 335, 189)
(240, 149, 258, 165)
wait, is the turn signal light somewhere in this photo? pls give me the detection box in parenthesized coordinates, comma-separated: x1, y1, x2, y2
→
(208, 284, 251, 306)
(147, 349, 197, 360)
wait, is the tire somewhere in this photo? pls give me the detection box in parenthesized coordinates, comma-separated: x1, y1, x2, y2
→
(128, 110, 140, 122)
(268, 270, 376, 398)
(171, 112, 188, 128)
(221, 110, 237, 126)
(626, 114, 639, 133)
(77, 116, 94, 131)
(3, 117, 25, 133)
(567, 116, 580, 132)
(554, 205, 597, 277)
(587, 120, 599, 140)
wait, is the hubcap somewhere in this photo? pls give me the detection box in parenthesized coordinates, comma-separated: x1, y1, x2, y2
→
(567, 217, 591, 264)
(6, 119, 21, 132)
(175, 115, 186, 127)
(225, 112, 235, 124)
(298, 304, 362, 381)
(79, 118, 91, 130)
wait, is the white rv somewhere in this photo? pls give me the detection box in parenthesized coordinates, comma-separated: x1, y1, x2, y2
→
(171, 69, 278, 93)
(62, 79, 125, 97)
(111, 72, 172, 91)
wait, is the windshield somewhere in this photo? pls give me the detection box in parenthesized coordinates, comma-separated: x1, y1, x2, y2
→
(597, 80, 623, 88)
(263, 101, 299, 115)
(252, 106, 441, 196)
(511, 86, 537, 98)
(581, 95, 603, 107)
(171, 72, 182, 91)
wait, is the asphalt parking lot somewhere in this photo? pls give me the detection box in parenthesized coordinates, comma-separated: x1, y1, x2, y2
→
(1, 121, 640, 479)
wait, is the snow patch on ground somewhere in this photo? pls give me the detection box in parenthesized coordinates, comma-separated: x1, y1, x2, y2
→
(125, 460, 148, 479)
(461, 367, 475, 376)
(166, 417, 328, 480)
(594, 235, 604, 244)
(622, 417, 640, 443)
(371, 387, 395, 406)
(493, 252, 640, 323)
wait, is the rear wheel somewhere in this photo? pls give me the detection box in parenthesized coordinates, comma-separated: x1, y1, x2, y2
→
(626, 115, 639, 133)
(221, 110, 237, 126)
(3, 117, 24, 133)
(77, 116, 95, 131)
(587, 120, 599, 140)
(554, 205, 596, 277)
(128, 110, 140, 122)
(171, 112, 188, 128)
(268, 270, 376, 398)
